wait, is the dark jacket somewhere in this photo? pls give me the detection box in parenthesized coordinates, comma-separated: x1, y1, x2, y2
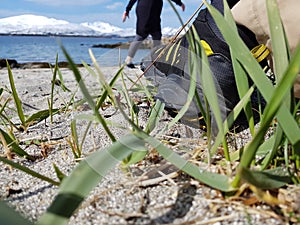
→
(125, 0, 183, 38)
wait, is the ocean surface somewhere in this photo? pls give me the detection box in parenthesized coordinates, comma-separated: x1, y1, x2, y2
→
(0, 35, 150, 66)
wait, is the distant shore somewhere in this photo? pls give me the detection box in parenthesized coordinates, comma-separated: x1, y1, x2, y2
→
(0, 58, 87, 69)
(91, 36, 174, 49)
(0, 33, 177, 40)
(0, 33, 135, 38)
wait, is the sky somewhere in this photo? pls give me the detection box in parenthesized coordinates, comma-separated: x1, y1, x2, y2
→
(0, 0, 203, 29)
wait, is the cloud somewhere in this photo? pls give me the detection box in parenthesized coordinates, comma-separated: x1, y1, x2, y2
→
(106, 2, 123, 10)
(24, 0, 109, 6)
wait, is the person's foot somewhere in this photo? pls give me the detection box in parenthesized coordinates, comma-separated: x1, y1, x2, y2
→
(126, 63, 136, 69)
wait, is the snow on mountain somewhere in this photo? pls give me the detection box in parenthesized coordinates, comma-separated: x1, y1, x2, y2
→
(162, 27, 180, 36)
(81, 21, 122, 33)
(0, 15, 97, 36)
(80, 21, 135, 37)
(0, 14, 178, 37)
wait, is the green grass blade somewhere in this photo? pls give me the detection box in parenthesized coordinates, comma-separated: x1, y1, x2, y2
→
(25, 108, 60, 125)
(52, 163, 66, 182)
(260, 127, 284, 170)
(0, 201, 34, 225)
(0, 128, 35, 160)
(123, 100, 165, 166)
(210, 86, 255, 158)
(232, 59, 255, 135)
(117, 99, 235, 192)
(205, 2, 300, 146)
(57, 65, 71, 92)
(0, 98, 10, 115)
(192, 27, 224, 134)
(60, 45, 116, 142)
(167, 0, 184, 27)
(266, 0, 290, 80)
(89, 49, 115, 101)
(222, 2, 253, 121)
(0, 156, 59, 186)
(120, 74, 139, 125)
(70, 119, 80, 158)
(49, 54, 58, 123)
(145, 99, 165, 134)
(143, 133, 234, 192)
(224, 0, 256, 135)
(95, 65, 124, 110)
(122, 148, 148, 166)
(240, 167, 291, 189)
(233, 44, 300, 187)
(6, 61, 25, 125)
(37, 134, 145, 225)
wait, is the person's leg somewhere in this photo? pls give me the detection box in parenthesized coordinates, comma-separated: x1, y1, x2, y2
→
(151, 31, 162, 48)
(125, 34, 146, 67)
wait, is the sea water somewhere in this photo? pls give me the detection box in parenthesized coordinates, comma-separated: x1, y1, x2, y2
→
(0, 35, 149, 66)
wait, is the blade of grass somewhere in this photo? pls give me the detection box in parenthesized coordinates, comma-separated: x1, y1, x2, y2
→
(49, 54, 59, 123)
(53, 163, 66, 182)
(240, 167, 291, 189)
(260, 127, 284, 170)
(266, 0, 290, 80)
(60, 45, 116, 142)
(0, 156, 59, 186)
(145, 99, 165, 134)
(0, 98, 9, 115)
(0, 201, 34, 225)
(57, 65, 71, 92)
(25, 108, 60, 125)
(193, 27, 224, 136)
(37, 134, 146, 225)
(6, 61, 25, 126)
(88, 49, 115, 101)
(117, 98, 235, 192)
(70, 119, 80, 158)
(0, 128, 35, 160)
(211, 86, 255, 157)
(223, 1, 255, 135)
(205, 0, 300, 146)
(167, 0, 184, 27)
(143, 132, 234, 192)
(66, 61, 122, 155)
(233, 44, 300, 187)
(123, 100, 165, 166)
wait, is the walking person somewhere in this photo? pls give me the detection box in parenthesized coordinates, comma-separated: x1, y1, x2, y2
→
(122, 0, 185, 68)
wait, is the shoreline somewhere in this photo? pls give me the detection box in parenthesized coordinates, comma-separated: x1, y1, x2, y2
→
(0, 33, 135, 38)
(0, 58, 88, 69)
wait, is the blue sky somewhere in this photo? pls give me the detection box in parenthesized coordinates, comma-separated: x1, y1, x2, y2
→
(0, 0, 202, 29)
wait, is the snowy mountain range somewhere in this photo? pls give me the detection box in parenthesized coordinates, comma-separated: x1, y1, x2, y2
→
(0, 14, 178, 37)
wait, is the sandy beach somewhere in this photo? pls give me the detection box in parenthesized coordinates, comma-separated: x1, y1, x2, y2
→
(0, 66, 296, 224)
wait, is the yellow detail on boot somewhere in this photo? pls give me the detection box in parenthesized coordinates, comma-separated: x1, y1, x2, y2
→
(200, 40, 214, 56)
(171, 39, 182, 65)
(251, 44, 270, 63)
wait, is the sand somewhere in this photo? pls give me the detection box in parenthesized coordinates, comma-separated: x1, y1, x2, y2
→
(0, 66, 292, 224)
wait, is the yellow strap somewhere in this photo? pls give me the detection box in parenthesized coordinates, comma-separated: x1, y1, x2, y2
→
(171, 39, 182, 65)
(165, 41, 176, 62)
(200, 40, 214, 56)
(251, 44, 270, 63)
